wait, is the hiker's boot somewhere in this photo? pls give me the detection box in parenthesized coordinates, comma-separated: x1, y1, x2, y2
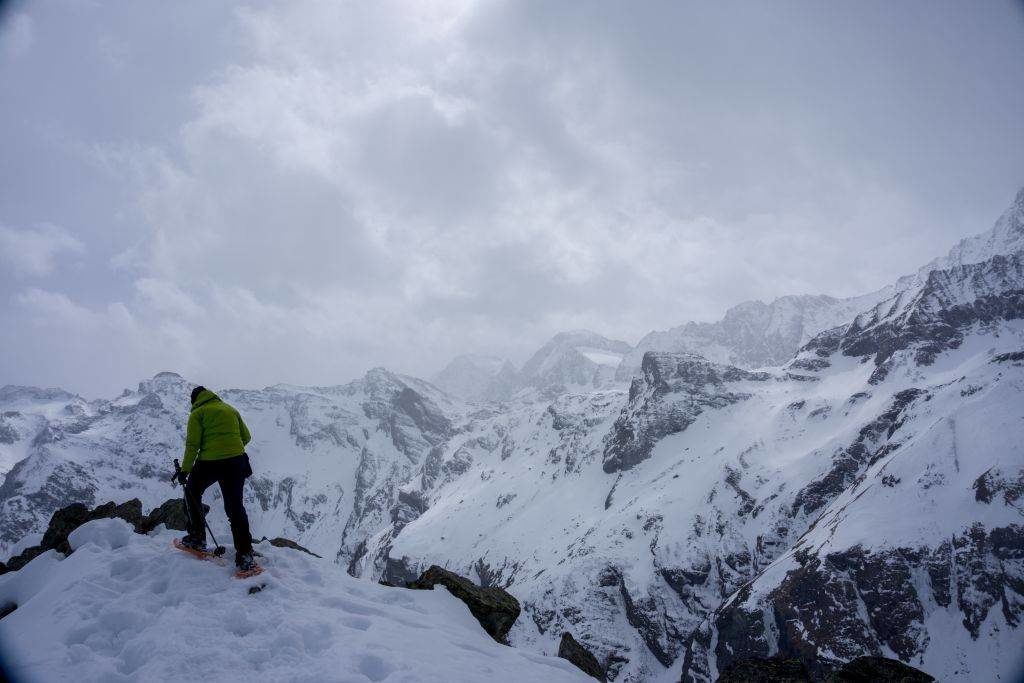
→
(236, 553, 258, 572)
(179, 535, 207, 552)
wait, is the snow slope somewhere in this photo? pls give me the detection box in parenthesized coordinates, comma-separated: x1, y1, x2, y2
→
(0, 518, 588, 683)
(2, 188, 1023, 682)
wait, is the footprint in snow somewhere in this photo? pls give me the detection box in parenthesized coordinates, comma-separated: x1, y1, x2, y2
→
(356, 653, 395, 682)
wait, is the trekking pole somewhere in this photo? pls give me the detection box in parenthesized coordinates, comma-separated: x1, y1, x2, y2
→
(172, 458, 226, 557)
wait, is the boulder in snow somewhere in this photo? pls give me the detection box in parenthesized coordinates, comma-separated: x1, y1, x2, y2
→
(408, 565, 521, 643)
(558, 631, 606, 681)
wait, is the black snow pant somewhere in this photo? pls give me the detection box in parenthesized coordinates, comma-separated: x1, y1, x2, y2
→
(184, 453, 254, 561)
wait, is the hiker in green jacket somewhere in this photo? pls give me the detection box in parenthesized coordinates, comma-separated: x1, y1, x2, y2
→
(176, 386, 257, 571)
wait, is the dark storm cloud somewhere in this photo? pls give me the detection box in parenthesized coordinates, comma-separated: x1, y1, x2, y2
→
(1, 0, 1022, 396)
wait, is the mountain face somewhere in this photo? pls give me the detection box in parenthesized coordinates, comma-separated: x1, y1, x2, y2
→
(617, 293, 888, 379)
(518, 330, 632, 395)
(0, 368, 464, 567)
(2, 190, 1023, 682)
(617, 188, 1024, 382)
(431, 355, 520, 403)
(431, 331, 631, 403)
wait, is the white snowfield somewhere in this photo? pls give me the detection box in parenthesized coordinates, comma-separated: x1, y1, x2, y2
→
(0, 519, 588, 683)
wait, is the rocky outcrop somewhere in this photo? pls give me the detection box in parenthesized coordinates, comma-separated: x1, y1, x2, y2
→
(824, 656, 934, 682)
(713, 654, 933, 683)
(137, 498, 194, 533)
(558, 631, 607, 681)
(683, 523, 1023, 681)
(1, 498, 144, 573)
(255, 535, 322, 558)
(791, 388, 922, 517)
(715, 655, 811, 682)
(407, 565, 521, 643)
(836, 254, 1024, 367)
(1, 497, 312, 574)
(603, 352, 768, 473)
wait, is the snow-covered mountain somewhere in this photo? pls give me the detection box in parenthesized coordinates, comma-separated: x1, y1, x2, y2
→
(2, 188, 1023, 681)
(617, 187, 1024, 382)
(518, 330, 632, 395)
(0, 367, 465, 566)
(432, 355, 520, 403)
(432, 331, 631, 402)
(616, 293, 887, 379)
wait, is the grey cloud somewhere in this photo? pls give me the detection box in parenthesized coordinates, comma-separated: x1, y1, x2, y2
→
(1, 0, 1022, 397)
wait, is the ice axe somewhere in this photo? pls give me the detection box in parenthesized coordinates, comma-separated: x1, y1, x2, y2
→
(172, 458, 226, 557)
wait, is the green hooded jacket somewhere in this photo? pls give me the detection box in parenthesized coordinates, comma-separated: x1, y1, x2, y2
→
(181, 389, 251, 473)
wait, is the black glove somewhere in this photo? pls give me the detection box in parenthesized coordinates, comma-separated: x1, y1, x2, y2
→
(174, 469, 190, 486)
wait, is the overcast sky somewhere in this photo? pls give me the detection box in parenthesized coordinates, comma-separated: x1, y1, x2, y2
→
(1, 0, 1023, 397)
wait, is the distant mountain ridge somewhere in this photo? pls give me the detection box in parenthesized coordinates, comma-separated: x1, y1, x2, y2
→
(432, 330, 632, 402)
(2, 186, 1023, 682)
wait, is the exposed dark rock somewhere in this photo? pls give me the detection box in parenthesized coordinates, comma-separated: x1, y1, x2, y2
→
(558, 631, 606, 681)
(381, 554, 421, 587)
(2, 498, 144, 574)
(715, 655, 811, 682)
(40, 498, 142, 553)
(603, 352, 766, 473)
(616, 573, 677, 667)
(255, 536, 322, 558)
(711, 654, 933, 683)
(972, 467, 1024, 506)
(138, 498, 195, 533)
(390, 488, 429, 532)
(792, 389, 921, 517)
(407, 565, 521, 643)
(0, 602, 16, 619)
(827, 548, 925, 660)
(789, 357, 832, 372)
(837, 254, 1024, 367)
(2, 497, 314, 577)
(693, 524, 1024, 682)
(823, 655, 934, 682)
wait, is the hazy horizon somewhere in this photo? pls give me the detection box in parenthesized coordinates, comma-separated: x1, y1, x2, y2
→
(2, 0, 1023, 396)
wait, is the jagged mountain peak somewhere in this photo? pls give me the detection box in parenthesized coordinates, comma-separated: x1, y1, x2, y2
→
(518, 329, 632, 394)
(892, 184, 1024, 293)
(0, 385, 78, 404)
(521, 330, 631, 374)
(619, 292, 875, 378)
(136, 371, 193, 397)
(545, 328, 632, 349)
(431, 355, 519, 403)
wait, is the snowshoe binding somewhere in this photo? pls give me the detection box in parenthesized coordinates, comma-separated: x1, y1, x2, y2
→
(173, 537, 225, 565)
(234, 553, 263, 579)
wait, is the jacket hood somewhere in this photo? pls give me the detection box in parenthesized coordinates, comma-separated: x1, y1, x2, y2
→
(191, 388, 220, 409)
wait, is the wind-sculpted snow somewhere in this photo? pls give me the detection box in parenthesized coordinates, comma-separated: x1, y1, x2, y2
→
(2, 192, 1024, 681)
(0, 519, 588, 683)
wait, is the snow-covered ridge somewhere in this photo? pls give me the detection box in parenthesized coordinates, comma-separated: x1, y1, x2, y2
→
(0, 518, 588, 682)
(433, 330, 633, 402)
(613, 186, 1024, 382)
(1, 188, 1023, 682)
